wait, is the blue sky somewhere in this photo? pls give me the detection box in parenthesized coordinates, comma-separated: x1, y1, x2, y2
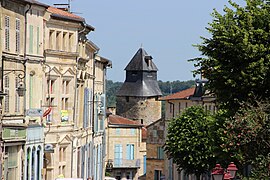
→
(40, 0, 245, 82)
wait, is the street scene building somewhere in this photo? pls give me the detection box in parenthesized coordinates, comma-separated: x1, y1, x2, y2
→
(0, 0, 111, 180)
(0, 0, 235, 180)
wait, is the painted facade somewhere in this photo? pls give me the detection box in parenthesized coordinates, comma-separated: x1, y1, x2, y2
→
(105, 114, 147, 180)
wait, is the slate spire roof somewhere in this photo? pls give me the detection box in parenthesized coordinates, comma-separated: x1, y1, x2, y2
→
(125, 48, 158, 71)
(116, 47, 162, 97)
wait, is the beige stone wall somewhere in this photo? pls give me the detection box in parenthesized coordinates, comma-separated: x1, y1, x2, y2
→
(43, 13, 80, 180)
(116, 96, 161, 125)
(106, 126, 146, 179)
(1, 0, 25, 55)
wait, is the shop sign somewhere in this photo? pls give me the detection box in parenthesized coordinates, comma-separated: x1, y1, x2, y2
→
(26, 108, 43, 117)
(61, 110, 69, 122)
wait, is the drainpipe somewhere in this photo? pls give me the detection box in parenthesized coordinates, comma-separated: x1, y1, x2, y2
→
(24, 4, 31, 116)
(22, 4, 31, 180)
(90, 51, 98, 178)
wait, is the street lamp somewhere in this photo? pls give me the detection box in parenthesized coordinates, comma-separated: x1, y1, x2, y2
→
(106, 159, 113, 172)
(212, 164, 224, 180)
(227, 162, 238, 179)
(212, 162, 238, 180)
(3, 69, 26, 96)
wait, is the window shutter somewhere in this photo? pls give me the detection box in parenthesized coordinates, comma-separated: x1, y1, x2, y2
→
(131, 144, 134, 160)
(29, 25, 33, 53)
(15, 18, 20, 52)
(88, 89, 93, 128)
(5, 16, 10, 51)
(83, 88, 90, 128)
(143, 155, 147, 174)
(114, 144, 122, 166)
(37, 26, 39, 54)
(126, 144, 131, 160)
(94, 94, 98, 132)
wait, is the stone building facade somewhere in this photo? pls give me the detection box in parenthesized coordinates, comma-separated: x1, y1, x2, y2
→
(146, 118, 166, 180)
(0, 1, 111, 179)
(105, 114, 147, 180)
(116, 48, 162, 126)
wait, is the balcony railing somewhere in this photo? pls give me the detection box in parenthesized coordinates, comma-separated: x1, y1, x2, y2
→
(113, 159, 140, 168)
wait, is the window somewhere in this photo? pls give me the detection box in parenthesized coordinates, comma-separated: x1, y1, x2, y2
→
(5, 16, 10, 51)
(62, 80, 70, 94)
(15, 18, 20, 52)
(143, 155, 147, 175)
(179, 102, 181, 114)
(49, 30, 54, 49)
(185, 102, 188, 108)
(63, 32, 67, 51)
(153, 130, 157, 138)
(56, 31, 61, 50)
(47, 79, 56, 94)
(4, 76, 9, 112)
(169, 103, 174, 116)
(154, 170, 162, 180)
(126, 144, 134, 160)
(130, 129, 136, 135)
(115, 128, 121, 135)
(59, 147, 67, 177)
(29, 25, 33, 53)
(83, 88, 92, 128)
(157, 147, 164, 159)
(114, 144, 122, 167)
(61, 98, 68, 110)
(126, 96, 129, 102)
(46, 97, 54, 122)
(62, 80, 70, 111)
(6, 146, 18, 180)
(15, 77, 20, 112)
(69, 33, 74, 52)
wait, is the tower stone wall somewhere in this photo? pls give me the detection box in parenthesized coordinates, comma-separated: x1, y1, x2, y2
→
(116, 96, 161, 125)
(116, 48, 162, 126)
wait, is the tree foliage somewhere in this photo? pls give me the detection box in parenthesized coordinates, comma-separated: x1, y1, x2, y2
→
(164, 106, 219, 177)
(223, 100, 270, 178)
(192, 0, 270, 114)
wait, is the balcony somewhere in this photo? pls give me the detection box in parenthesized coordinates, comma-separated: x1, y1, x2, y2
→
(113, 159, 140, 168)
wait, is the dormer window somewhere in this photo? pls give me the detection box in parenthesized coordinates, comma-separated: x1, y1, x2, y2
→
(145, 55, 152, 67)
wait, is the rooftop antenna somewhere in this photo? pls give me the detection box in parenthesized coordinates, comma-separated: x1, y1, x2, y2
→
(53, 0, 71, 12)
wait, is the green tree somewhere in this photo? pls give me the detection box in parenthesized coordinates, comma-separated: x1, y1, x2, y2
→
(192, 0, 270, 114)
(164, 106, 220, 178)
(223, 100, 270, 178)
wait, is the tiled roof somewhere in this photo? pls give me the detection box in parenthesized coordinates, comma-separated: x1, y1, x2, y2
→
(108, 115, 142, 126)
(159, 87, 195, 101)
(48, 6, 84, 22)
